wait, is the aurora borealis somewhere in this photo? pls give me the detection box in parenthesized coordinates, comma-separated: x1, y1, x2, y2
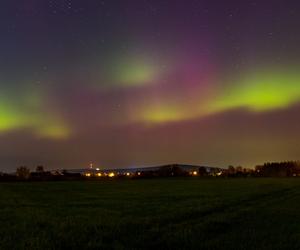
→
(0, 0, 300, 171)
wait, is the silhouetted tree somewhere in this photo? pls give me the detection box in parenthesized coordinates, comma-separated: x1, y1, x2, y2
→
(236, 166, 243, 173)
(228, 165, 236, 175)
(255, 161, 300, 177)
(36, 165, 44, 173)
(16, 166, 30, 179)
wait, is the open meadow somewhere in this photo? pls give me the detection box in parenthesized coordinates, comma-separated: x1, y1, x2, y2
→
(0, 178, 300, 249)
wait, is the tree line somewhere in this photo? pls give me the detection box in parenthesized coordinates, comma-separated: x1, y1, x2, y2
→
(0, 161, 300, 181)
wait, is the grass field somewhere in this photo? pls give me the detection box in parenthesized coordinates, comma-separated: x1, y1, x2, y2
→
(0, 178, 300, 249)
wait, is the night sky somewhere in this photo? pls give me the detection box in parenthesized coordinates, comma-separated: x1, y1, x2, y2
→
(1, 0, 300, 171)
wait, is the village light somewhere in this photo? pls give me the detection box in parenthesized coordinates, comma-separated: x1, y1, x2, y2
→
(85, 173, 91, 177)
(108, 172, 115, 177)
(192, 171, 198, 176)
(126, 172, 130, 176)
(96, 173, 102, 177)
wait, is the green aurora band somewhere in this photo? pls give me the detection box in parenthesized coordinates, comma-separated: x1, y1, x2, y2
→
(1, 68, 300, 137)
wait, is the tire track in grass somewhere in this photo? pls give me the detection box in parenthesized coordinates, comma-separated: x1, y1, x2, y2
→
(155, 186, 297, 227)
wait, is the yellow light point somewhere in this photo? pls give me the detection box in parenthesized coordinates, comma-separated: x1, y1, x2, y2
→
(137, 172, 141, 176)
(108, 172, 115, 177)
(96, 173, 102, 177)
(85, 173, 91, 177)
(192, 171, 198, 176)
(126, 172, 130, 176)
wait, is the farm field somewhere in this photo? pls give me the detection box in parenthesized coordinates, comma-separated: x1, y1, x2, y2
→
(0, 178, 300, 249)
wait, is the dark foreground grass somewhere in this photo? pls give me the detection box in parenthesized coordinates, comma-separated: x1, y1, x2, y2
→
(0, 178, 300, 249)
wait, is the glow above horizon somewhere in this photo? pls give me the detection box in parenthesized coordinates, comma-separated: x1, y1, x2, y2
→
(0, 0, 300, 170)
